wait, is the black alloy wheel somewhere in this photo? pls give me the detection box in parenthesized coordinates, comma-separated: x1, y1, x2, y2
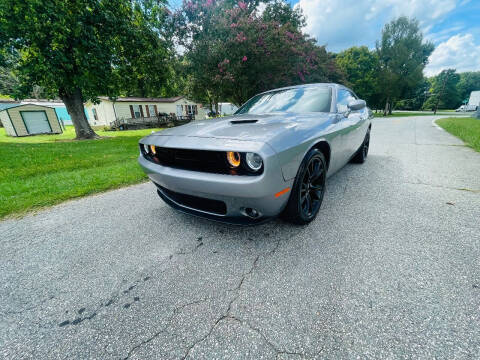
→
(281, 149, 327, 224)
(352, 129, 370, 163)
(299, 155, 326, 218)
(362, 131, 370, 159)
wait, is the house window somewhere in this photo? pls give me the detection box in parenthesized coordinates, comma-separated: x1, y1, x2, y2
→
(92, 108, 98, 121)
(148, 105, 156, 116)
(186, 105, 196, 115)
(132, 105, 141, 118)
(176, 105, 183, 116)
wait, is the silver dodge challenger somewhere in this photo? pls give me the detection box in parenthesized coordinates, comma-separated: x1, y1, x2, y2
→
(138, 83, 372, 225)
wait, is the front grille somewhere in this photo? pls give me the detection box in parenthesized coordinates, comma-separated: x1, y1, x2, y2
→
(140, 145, 262, 175)
(158, 185, 227, 215)
(156, 147, 228, 173)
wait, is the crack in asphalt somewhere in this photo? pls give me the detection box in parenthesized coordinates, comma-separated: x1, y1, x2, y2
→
(0, 295, 56, 316)
(57, 238, 207, 329)
(122, 236, 278, 359)
(404, 181, 480, 193)
(122, 297, 211, 359)
(181, 238, 286, 359)
(181, 254, 262, 359)
(228, 315, 319, 359)
(1, 272, 70, 317)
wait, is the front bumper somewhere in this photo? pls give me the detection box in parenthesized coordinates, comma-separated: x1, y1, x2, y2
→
(155, 185, 268, 225)
(137, 139, 294, 224)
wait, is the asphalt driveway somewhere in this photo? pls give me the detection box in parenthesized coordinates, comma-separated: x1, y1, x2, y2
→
(1, 116, 479, 359)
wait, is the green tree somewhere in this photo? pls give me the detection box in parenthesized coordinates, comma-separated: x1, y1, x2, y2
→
(456, 71, 480, 104)
(0, 0, 171, 139)
(262, 0, 306, 29)
(117, 1, 175, 97)
(376, 17, 434, 115)
(395, 77, 429, 110)
(422, 69, 460, 110)
(335, 46, 381, 109)
(176, 0, 344, 107)
(0, 50, 18, 97)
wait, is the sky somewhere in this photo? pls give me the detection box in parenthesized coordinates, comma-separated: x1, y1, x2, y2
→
(289, 0, 480, 76)
(169, 0, 480, 77)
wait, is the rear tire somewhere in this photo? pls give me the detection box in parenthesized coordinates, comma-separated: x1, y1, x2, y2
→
(281, 149, 327, 225)
(351, 129, 370, 164)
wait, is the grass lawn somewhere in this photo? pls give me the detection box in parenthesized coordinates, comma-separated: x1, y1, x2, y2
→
(436, 117, 480, 152)
(373, 112, 433, 118)
(0, 126, 162, 219)
(373, 111, 457, 118)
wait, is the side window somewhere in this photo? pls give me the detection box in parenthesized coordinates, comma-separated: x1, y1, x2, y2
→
(336, 90, 356, 113)
(132, 105, 141, 118)
(148, 105, 155, 116)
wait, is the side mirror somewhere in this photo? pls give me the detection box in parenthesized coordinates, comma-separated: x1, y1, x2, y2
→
(348, 99, 366, 111)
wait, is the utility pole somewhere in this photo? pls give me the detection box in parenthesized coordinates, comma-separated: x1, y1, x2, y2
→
(434, 71, 448, 115)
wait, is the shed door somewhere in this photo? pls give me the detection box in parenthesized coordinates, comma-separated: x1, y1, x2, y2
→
(22, 111, 51, 134)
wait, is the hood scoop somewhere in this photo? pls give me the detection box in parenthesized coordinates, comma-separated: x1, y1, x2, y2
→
(230, 119, 258, 124)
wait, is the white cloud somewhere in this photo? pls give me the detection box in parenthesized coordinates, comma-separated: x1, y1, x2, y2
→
(425, 24, 465, 43)
(425, 33, 480, 76)
(294, 0, 457, 52)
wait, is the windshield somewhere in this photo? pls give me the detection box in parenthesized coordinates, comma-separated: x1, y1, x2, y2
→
(235, 86, 332, 115)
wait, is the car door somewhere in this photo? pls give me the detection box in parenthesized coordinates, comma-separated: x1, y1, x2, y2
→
(336, 89, 365, 159)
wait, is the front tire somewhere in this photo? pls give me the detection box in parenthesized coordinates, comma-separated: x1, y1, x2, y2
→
(351, 129, 370, 164)
(281, 149, 327, 225)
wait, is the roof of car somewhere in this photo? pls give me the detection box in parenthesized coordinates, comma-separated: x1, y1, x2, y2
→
(259, 83, 348, 95)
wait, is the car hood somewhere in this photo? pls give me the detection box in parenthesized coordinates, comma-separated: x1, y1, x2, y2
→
(151, 113, 331, 143)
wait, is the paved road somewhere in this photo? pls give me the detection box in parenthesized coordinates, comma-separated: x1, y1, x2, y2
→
(1, 116, 479, 359)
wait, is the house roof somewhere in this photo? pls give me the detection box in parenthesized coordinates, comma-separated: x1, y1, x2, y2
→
(0, 101, 21, 111)
(0, 103, 55, 112)
(98, 96, 185, 103)
(22, 99, 64, 103)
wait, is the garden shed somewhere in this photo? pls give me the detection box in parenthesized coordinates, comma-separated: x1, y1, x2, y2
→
(0, 103, 62, 137)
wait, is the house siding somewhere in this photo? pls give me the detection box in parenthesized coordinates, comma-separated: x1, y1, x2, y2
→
(86, 101, 116, 126)
(6, 105, 61, 136)
(0, 110, 16, 136)
(86, 98, 206, 126)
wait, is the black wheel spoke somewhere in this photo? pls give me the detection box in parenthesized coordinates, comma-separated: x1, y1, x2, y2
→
(300, 183, 308, 194)
(304, 193, 312, 214)
(298, 154, 327, 219)
(301, 193, 309, 213)
(310, 161, 323, 181)
(305, 166, 311, 181)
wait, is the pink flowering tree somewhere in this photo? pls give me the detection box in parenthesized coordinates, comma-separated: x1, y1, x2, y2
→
(175, 0, 344, 108)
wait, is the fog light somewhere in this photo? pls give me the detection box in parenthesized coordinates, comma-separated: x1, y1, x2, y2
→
(245, 207, 260, 218)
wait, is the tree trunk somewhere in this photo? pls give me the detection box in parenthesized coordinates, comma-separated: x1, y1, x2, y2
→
(383, 97, 389, 116)
(61, 88, 99, 140)
(388, 101, 393, 115)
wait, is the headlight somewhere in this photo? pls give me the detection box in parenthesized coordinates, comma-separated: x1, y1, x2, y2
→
(245, 152, 263, 171)
(226, 151, 241, 168)
(142, 144, 156, 155)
